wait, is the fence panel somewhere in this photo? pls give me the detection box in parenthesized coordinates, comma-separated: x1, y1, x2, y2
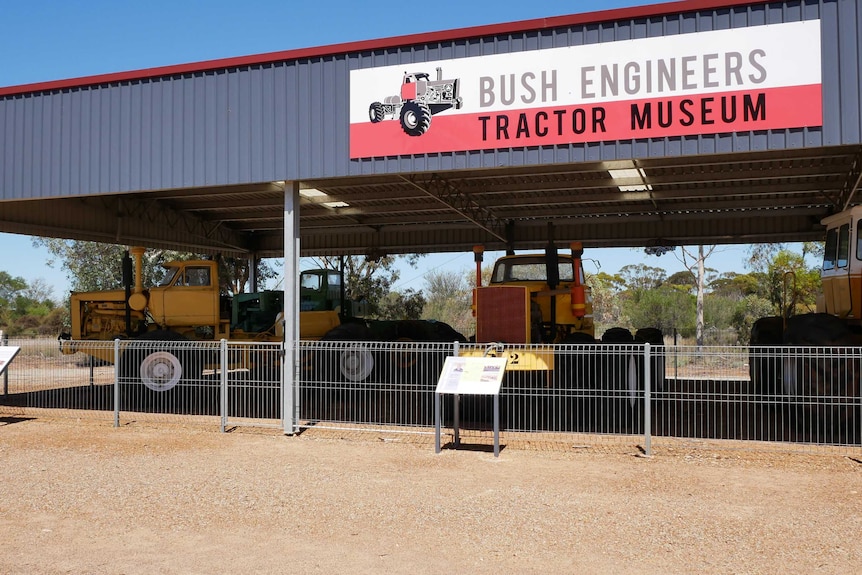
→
(297, 340, 454, 431)
(656, 345, 862, 450)
(223, 341, 283, 429)
(114, 338, 222, 424)
(0, 337, 114, 420)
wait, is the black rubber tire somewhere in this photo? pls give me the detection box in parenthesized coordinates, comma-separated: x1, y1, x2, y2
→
(554, 332, 598, 432)
(601, 327, 634, 343)
(321, 322, 376, 383)
(399, 101, 431, 136)
(368, 101, 385, 123)
(749, 316, 784, 398)
(781, 313, 861, 438)
(635, 327, 665, 393)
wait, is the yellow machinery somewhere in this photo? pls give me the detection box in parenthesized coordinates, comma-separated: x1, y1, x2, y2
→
(59, 248, 340, 384)
(466, 242, 595, 371)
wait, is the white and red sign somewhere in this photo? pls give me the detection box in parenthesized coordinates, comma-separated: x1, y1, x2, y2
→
(349, 20, 822, 158)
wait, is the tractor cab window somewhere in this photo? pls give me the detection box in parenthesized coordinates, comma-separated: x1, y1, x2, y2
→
(158, 265, 181, 286)
(824, 228, 837, 270)
(491, 257, 575, 283)
(857, 219, 862, 262)
(183, 267, 211, 287)
(837, 224, 851, 268)
(300, 273, 321, 291)
(823, 224, 851, 271)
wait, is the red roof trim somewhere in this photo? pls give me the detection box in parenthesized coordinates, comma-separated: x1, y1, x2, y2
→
(0, 0, 773, 97)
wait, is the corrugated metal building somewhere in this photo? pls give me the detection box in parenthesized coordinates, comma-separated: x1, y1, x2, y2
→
(1, 0, 861, 257)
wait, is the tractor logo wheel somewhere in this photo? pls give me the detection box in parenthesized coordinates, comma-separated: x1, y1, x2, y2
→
(368, 102, 385, 123)
(399, 101, 431, 136)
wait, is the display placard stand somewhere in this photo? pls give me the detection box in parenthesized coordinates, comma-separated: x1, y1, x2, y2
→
(434, 356, 507, 457)
(0, 343, 21, 396)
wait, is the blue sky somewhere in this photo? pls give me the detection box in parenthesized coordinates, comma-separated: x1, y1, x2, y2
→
(0, 0, 761, 298)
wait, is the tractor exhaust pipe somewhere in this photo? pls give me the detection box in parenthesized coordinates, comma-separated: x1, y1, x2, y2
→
(128, 246, 147, 312)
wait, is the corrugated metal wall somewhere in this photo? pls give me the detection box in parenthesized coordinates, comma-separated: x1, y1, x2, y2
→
(1, 0, 859, 201)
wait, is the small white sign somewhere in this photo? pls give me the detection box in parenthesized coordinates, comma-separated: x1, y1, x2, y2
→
(435, 356, 508, 395)
(0, 346, 21, 376)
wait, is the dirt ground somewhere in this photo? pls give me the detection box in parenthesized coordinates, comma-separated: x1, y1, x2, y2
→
(0, 417, 860, 575)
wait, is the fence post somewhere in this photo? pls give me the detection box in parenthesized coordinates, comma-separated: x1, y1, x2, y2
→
(644, 342, 652, 456)
(113, 339, 120, 428)
(283, 337, 297, 435)
(452, 341, 460, 446)
(1, 330, 7, 396)
(220, 339, 228, 433)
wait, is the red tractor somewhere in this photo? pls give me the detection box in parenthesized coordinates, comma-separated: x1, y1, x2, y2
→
(368, 67, 463, 136)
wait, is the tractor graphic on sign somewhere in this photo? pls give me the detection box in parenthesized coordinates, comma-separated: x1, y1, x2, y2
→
(368, 67, 463, 136)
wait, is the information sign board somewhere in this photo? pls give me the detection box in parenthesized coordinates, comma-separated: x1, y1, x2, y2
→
(435, 356, 507, 395)
(0, 346, 21, 376)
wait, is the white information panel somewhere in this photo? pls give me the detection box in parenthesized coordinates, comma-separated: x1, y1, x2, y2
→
(434, 356, 508, 457)
(435, 356, 508, 395)
(0, 346, 21, 376)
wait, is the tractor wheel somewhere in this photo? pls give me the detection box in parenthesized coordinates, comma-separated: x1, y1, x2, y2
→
(635, 327, 665, 393)
(118, 330, 194, 412)
(322, 322, 376, 383)
(369, 102, 385, 123)
(138, 351, 184, 392)
(399, 101, 431, 136)
(553, 332, 597, 433)
(781, 313, 862, 438)
(597, 327, 635, 433)
(130, 330, 193, 392)
(749, 316, 784, 398)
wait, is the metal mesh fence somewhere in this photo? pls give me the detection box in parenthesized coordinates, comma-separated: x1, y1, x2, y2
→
(0, 338, 283, 429)
(223, 341, 283, 429)
(297, 340, 452, 432)
(0, 337, 115, 420)
(2, 336, 860, 454)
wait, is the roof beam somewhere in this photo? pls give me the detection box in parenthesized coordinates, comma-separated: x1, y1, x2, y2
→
(400, 174, 507, 243)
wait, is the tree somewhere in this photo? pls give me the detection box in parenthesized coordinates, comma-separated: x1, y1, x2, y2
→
(766, 249, 820, 316)
(625, 285, 696, 337)
(732, 294, 774, 345)
(34, 239, 275, 295)
(618, 264, 666, 293)
(35, 239, 179, 291)
(377, 289, 427, 320)
(0, 271, 27, 306)
(676, 245, 717, 348)
(422, 269, 474, 337)
(0, 271, 28, 328)
(0, 272, 68, 336)
(709, 271, 761, 299)
(219, 257, 278, 294)
(642, 245, 719, 347)
(586, 272, 625, 334)
(747, 242, 783, 275)
(665, 270, 697, 291)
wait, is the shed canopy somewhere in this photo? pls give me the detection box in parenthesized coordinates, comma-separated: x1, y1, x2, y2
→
(2, 144, 858, 258)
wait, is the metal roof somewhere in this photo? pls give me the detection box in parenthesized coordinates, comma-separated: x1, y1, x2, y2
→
(2, 144, 859, 258)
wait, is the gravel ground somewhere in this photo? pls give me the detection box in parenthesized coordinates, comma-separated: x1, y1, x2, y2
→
(1, 416, 861, 574)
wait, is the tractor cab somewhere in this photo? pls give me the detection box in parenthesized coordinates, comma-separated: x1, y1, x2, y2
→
(474, 244, 594, 344)
(819, 205, 862, 319)
(300, 269, 343, 312)
(403, 72, 430, 84)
